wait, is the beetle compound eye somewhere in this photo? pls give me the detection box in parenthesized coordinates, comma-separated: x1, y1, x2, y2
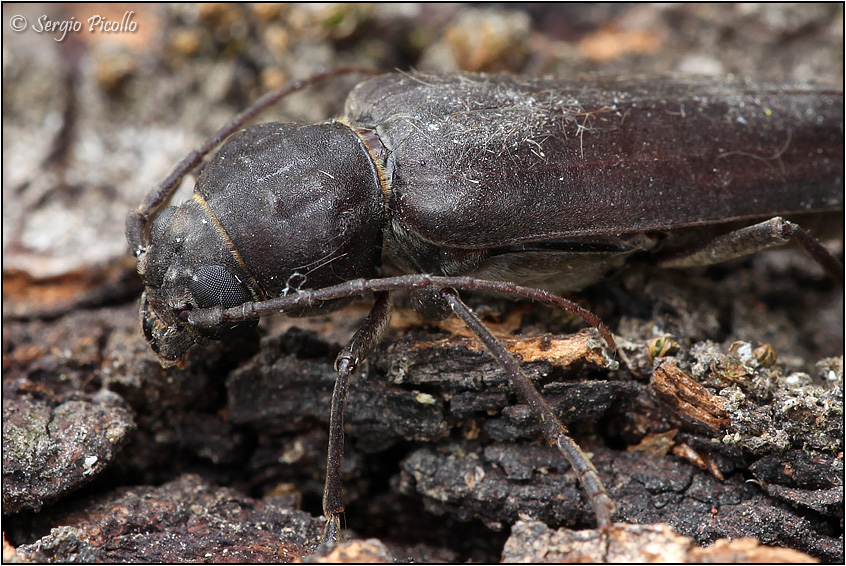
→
(149, 206, 178, 244)
(189, 265, 253, 308)
(189, 265, 258, 340)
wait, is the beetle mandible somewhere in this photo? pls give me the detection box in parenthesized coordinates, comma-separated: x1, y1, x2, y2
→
(127, 70, 843, 543)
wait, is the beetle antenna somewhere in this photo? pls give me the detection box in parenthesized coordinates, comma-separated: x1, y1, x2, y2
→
(186, 274, 617, 350)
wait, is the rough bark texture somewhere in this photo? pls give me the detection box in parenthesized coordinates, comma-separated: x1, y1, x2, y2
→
(3, 3, 842, 563)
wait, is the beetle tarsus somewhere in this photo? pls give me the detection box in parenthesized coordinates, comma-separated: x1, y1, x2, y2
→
(321, 515, 342, 545)
(556, 435, 616, 528)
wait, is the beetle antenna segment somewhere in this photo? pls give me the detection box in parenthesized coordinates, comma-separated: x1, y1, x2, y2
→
(126, 67, 380, 257)
(442, 289, 617, 529)
(185, 274, 617, 350)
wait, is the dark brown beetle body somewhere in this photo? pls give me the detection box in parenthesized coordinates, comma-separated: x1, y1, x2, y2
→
(130, 71, 842, 540)
(137, 72, 842, 363)
(348, 74, 842, 290)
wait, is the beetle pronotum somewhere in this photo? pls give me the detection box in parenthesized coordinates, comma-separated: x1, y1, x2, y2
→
(127, 69, 843, 543)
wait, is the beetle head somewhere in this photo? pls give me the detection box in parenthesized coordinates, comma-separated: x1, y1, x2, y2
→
(136, 199, 261, 366)
(134, 122, 385, 366)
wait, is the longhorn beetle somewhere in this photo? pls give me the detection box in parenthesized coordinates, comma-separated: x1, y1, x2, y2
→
(127, 69, 843, 543)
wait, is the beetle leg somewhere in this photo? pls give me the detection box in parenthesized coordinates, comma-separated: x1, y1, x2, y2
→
(783, 220, 844, 285)
(322, 291, 393, 544)
(655, 217, 843, 284)
(441, 289, 617, 530)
